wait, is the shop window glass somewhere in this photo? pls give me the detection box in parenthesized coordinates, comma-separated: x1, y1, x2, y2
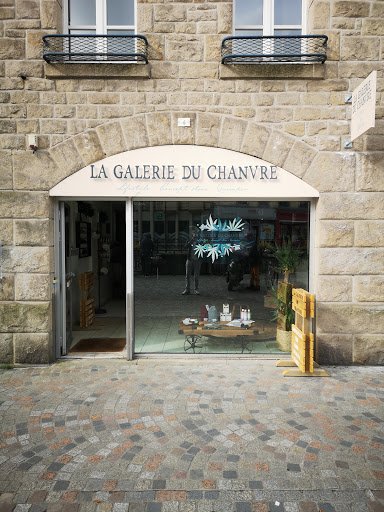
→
(133, 200, 310, 356)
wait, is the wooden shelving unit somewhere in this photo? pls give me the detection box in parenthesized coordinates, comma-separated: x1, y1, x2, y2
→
(79, 271, 95, 328)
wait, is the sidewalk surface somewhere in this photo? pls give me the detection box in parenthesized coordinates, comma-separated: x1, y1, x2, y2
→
(0, 359, 383, 512)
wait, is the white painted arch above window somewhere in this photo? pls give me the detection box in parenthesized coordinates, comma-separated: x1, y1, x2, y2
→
(50, 146, 319, 200)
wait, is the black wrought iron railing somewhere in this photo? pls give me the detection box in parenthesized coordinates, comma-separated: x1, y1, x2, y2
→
(42, 34, 149, 63)
(221, 35, 328, 64)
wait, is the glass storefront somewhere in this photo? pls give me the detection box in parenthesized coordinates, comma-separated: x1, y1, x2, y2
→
(133, 200, 310, 355)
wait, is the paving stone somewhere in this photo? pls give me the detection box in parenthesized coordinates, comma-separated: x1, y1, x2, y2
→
(128, 505, 146, 512)
(223, 471, 238, 479)
(0, 361, 382, 511)
(287, 464, 301, 473)
(318, 504, 336, 512)
(298, 503, 317, 512)
(268, 503, 284, 512)
(146, 504, 162, 512)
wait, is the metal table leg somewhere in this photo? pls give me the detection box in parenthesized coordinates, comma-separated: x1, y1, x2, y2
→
(239, 336, 252, 354)
(184, 334, 202, 353)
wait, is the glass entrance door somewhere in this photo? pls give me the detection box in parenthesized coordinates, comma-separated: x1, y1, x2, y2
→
(55, 200, 127, 357)
(133, 200, 310, 355)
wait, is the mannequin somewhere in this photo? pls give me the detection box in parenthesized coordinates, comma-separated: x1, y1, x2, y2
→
(182, 229, 202, 295)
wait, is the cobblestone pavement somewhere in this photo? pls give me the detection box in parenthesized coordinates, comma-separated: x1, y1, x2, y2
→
(0, 359, 383, 512)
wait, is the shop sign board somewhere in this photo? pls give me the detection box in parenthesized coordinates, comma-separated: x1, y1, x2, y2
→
(351, 70, 377, 141)
(50, 146, 320, 199)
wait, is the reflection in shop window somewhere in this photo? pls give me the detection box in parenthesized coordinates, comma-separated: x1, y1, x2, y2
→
(133, 200, 310, 355)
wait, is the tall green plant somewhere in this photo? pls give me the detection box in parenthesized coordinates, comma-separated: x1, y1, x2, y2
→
(270, 286, 295, 331)
(273, 239, 302, 283)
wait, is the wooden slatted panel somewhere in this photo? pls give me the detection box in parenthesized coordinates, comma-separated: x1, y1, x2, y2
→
(291, 324, 307, 373)
(292, 288, 308, 317)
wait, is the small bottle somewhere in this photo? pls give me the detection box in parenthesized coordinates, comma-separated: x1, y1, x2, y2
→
(247, 309, 251, 321)
(241, 308, 245, 321)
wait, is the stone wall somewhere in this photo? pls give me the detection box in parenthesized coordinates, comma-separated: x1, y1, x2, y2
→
(0, 0, 383, 365)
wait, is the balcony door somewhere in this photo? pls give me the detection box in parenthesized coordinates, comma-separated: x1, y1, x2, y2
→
(234, 0, 304, 60)
(63, 0, 136, 60)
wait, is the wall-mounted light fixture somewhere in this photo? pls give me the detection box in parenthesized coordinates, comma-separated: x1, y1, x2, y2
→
(27, 134, 38, 153)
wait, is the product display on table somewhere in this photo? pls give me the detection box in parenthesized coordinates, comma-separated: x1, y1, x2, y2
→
(179, 301, 257, 353)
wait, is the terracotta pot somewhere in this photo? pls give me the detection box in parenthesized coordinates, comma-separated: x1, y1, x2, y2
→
(276, 328, 291, 352)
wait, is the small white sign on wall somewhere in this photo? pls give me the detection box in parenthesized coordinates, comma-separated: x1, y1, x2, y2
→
(351, 70, 377, 142)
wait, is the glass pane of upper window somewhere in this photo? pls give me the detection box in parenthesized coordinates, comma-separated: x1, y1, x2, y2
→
(107, 29, 135, 35)
(69, 0, 96, 26)
(235, 29, 263, 37)
(235, 0, 263, 27)
(274, 0, 302, 25)
(274, 29, 302, 36)
(68, 29, 96, 34)
(107, 0, 135, 26)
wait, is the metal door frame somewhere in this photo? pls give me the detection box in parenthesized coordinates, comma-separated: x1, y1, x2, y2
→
(125, 198, 134, 359)
(53, 201, 67, 357)
(53, 198, 133, 360)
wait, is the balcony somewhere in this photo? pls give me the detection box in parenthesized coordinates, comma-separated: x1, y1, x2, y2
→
(42, 34, 149, 64)
(221, 35, 328, 65)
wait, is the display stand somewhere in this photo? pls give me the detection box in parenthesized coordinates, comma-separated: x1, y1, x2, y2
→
(95, 236, 110, 315)
(179, 319, 258, 354)
(276, 288, 329, 377)
(79, 272, 95, 328)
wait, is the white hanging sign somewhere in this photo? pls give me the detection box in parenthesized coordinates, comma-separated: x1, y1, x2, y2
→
(351, 70, 377, 142)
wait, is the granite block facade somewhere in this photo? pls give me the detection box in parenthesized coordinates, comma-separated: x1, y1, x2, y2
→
(0, 0, 383, 365)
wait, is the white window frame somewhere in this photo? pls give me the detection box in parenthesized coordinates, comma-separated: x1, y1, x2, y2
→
(234, 0, 306, 36)
(62, 0, 138, 63)
(63, 0, 136, 35)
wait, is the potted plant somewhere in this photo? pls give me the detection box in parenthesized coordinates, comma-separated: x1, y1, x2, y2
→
(272, 240, 302, 351)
